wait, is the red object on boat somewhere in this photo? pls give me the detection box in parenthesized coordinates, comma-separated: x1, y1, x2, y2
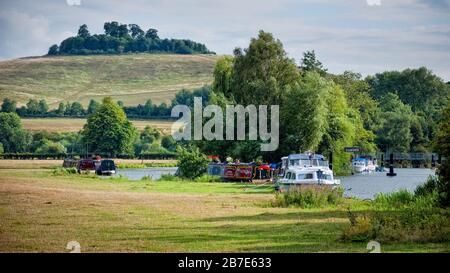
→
(223, 164, 253, 180)
(258, 165, 271, 170)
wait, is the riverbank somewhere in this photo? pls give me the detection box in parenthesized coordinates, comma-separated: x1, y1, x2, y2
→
(0, 169, 449, 252)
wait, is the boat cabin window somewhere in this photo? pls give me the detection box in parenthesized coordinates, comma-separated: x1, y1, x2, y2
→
(285, 172, 291, 179)
(297, 173, 314, 180)
(322, 174, 332, 180)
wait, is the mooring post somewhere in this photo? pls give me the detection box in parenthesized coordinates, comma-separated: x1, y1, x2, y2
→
(438, 154, 442, 165)
(381, 154, 384, 169)
(387, 153, 397, 177)
(431, 154, 436, 168)
(329, 152, 333, 170)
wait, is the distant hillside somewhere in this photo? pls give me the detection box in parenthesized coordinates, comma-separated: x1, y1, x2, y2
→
(0, 54, 218, 107)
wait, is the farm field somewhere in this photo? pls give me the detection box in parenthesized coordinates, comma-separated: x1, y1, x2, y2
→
(21, 118, 178, 134)
(0, 168, 449, 253)
(0, 54, 218, 107)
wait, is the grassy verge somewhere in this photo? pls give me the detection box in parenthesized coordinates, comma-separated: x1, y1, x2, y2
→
(0, 169, 449, 252)
(342, 188, 450, 244)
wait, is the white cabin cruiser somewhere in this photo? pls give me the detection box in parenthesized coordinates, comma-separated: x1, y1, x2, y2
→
(351, 157, 377, 173)
(276, 166, 341, 192)
(277, 153, 340, 192)
(352, 158, 367, 173)
(280, 153, 329, 177)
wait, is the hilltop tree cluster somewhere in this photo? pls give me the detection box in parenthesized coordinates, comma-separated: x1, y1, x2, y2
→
(48, 22, 214, 55)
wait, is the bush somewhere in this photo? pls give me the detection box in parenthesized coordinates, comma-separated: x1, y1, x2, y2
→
(194, 175, 222, 183)
(140, 175, 153, 181)
(436, 160, 450, 207)
(158, 173, 183, 181)
(272, 186, 344, 208)
(373, 189, 415, 209)
(341, 214, 373, 242)
(161, 135, 177, 151)
(176, 145, 209, 179)
(342, 208, 450, 243)
(415, 175, 439, 197)
(52, 167, 77, 175)
(374, 188, 439, 210)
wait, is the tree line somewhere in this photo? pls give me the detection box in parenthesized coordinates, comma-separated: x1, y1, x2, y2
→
(1, 86, 212, 119)
(193, 31, 449, 175)
(0, 99, 178, 158)
(2, 30, 449, 175)
(48, 22, 214, 56)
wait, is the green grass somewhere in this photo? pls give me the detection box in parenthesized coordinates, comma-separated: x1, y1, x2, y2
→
(0, 54, 218, 107)
(1, 168, 449, 253)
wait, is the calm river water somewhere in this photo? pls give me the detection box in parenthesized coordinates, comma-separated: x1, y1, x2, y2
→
(116, 167, 178, 180)
(338, 168, 435, 199)
(116, 167, 435, 199)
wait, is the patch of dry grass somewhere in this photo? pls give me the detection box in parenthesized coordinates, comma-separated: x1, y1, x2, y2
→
(21, 118, 178, 134)
(0, 54, 218, 107)
(0, 170, 449, 252)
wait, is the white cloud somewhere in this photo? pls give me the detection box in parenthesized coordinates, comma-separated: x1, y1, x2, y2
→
(0, 0, 448, 80)
(366, 0, 381, 6)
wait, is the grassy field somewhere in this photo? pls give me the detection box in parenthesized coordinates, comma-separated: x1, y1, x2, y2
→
(0, 54, 218, 107)
(1, 168, 449, 252)
(21, 118, 179, 134)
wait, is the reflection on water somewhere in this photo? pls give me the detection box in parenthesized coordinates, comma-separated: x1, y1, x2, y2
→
(116, 167, 436, 200)
(338, 168, 436, 199)
(116, 167, 178, 180)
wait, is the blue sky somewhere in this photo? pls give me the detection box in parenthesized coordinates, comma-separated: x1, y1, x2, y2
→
(0, 0, 449, 80)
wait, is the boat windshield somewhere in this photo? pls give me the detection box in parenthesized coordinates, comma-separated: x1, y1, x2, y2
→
(289, 159, 329, 167)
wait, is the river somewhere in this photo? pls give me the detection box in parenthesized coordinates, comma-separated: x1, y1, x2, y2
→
(338, 168, 435, 199)
(116, 167, 435, 199)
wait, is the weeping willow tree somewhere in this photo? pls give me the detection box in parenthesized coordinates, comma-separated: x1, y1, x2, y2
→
(198, 31, 376, 170)
(316, 83, 355, 175)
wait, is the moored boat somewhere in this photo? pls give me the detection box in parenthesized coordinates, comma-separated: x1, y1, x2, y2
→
(276, 153, 340, 191)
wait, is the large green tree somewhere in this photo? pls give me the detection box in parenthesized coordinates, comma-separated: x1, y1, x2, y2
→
(376, 93, 413, 153)
(300, 50, 327, 76)
(332, 71, 380, 131)
(212, 56, 234, 97)
(1, 98, 17, 113)
(81, 97, 138, 156)
(434, 100, 450, 207)
(367, 67, 449, 144)
(280, 72, 328, 154)
(229, 30, 300, 106)
(318, 83, 357, 174)
(0, 112, 31, 153)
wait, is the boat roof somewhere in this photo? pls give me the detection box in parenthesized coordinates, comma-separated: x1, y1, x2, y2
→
(288, 154, 325, 160)
(288, 166, 333, 173)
